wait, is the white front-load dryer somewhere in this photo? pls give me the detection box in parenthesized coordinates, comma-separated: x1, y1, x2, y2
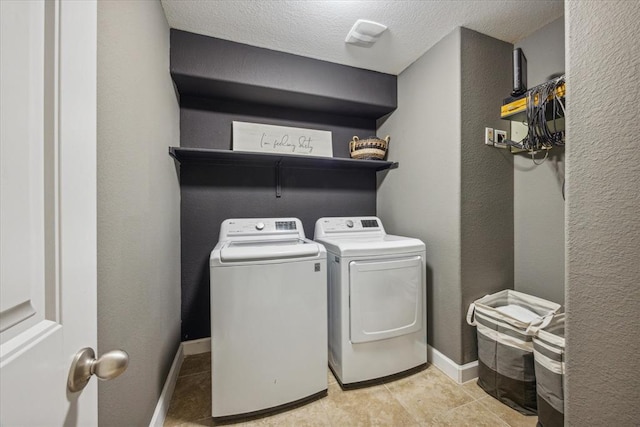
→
(210, 218, 327, 420)
(314, 216, 427, 387)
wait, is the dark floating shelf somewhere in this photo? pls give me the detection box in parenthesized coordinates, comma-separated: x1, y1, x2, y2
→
(170, 30, 397, 120)
(169, 147, 398, 172)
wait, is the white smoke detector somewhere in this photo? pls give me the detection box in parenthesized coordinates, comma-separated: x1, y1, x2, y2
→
(345, 19, 388, 48)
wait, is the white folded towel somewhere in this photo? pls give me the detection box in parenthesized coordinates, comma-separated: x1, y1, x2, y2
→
(494, 304, 541, 323)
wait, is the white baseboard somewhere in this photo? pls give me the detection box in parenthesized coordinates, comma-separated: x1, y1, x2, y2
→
(148, 338, 212, 426)
(149, 343, 184, 427)
(428, 345, 478, 384)
(182, 337, 211, 356)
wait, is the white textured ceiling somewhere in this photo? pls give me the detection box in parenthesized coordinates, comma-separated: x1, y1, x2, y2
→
(161, 0, 563, 75)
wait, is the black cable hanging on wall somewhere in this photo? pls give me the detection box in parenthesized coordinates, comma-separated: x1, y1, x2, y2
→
(506, 74, 566, 164)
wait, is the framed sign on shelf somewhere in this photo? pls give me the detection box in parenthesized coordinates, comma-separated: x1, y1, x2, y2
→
(232, 121, 333, 158)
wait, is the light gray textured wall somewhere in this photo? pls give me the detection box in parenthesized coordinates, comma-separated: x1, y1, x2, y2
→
(459, 28, 514, 364)
(513, 18, 566, 304)
(377, 28, 463, 362)
(378, 28, 513, 365)
(565, 1, 640, 425)
(97, 1, 181, 425)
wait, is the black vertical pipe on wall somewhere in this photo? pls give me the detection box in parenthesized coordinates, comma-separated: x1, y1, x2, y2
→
(171, 30, 397, 341)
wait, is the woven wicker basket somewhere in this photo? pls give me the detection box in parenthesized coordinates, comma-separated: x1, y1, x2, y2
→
(349, 135, 390, 160)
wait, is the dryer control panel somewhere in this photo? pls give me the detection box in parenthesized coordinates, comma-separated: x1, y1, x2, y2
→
(314, 216, 386, 238)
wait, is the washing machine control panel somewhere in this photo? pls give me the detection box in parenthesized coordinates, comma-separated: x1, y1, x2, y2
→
(361, 219, 379, 228)
(220, 218, 304, 239)
(275, 220, 297, 230)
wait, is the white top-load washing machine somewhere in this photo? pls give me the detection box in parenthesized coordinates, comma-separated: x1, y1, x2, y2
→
(210, 218, 327, 420)
(314, 216, 427, 387)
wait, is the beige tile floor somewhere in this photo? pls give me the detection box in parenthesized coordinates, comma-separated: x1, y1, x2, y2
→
(164, 352, 537, 427)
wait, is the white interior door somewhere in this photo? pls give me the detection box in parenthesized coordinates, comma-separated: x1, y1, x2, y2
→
(0, 0, 98, 425)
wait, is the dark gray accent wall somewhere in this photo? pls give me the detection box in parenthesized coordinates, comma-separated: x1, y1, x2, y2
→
(460, 28, 514, 364)
(180, 97, 375, 158)
(172, 33, 397, 341)
(181, 163, 376, 340)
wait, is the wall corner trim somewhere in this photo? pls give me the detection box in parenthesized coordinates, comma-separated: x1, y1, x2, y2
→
(427, 345, 478, 384)
(148, 344, 185, 427)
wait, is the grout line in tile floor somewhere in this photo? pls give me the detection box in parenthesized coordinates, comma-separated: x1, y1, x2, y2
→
(479, 402, 512, 427)
(379, 381, 419, 424)
(457, 385, 477, 401)
(438, 398, 510, 427)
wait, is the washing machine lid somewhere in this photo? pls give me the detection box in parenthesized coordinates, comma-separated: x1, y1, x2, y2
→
(219, 238, 320, 262)
(316, 234, 424, 257)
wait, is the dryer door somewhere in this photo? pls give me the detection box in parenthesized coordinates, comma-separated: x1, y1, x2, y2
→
(349, 256, 423, 343)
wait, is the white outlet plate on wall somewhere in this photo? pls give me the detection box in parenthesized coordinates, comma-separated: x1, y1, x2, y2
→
(485, 127, 494, 145)
(510, 122, 527, 143)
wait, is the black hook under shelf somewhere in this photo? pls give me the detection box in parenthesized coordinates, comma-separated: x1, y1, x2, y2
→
(276, 160, 282, 198)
